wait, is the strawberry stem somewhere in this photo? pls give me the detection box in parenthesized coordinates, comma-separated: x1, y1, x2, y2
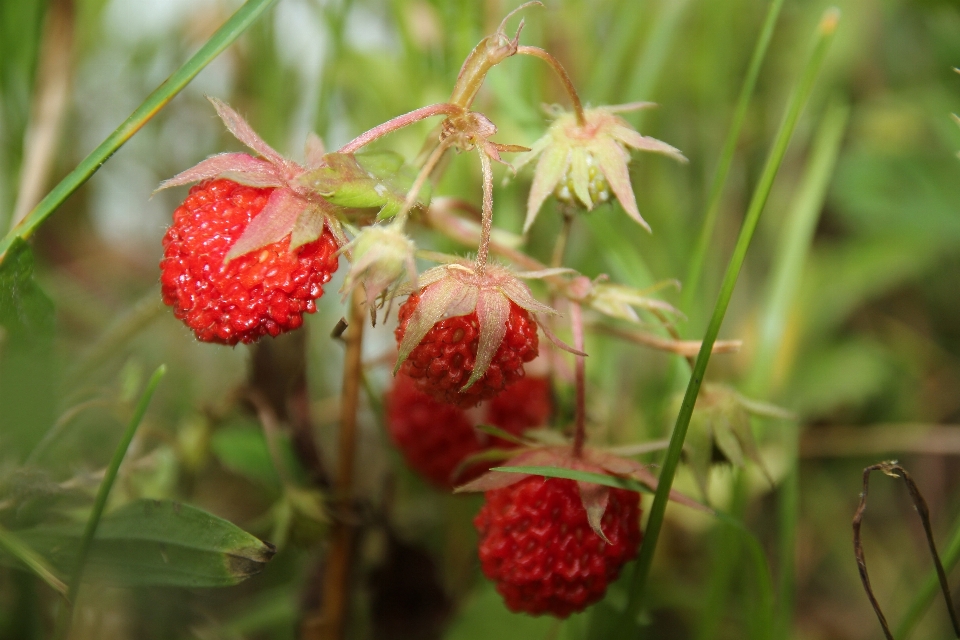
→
(395, 136, 454, 228)
(475, 150, 495, 276)
(516, 46, 586, 126)
(571, 302, 586, 458)
(318, 288, 366, 640)
(337, 103, 461, 155)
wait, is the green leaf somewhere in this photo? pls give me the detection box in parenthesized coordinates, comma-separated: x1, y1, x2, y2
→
(490, 466, 652, 493)
(299, 151, 428, 219)
(18, 499, 275, 587)
(211, 422, 283, 492)
(0, 238, 53, 338)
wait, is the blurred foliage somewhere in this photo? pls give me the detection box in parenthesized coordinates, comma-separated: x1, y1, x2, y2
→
(0, 0, 959, 639)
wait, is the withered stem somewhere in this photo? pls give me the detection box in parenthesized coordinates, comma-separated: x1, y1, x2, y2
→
(337, 103, 461, 155)
(516, 46, 586, 126)
(571, 302, 586, 458)
(315, 289, 365, 640)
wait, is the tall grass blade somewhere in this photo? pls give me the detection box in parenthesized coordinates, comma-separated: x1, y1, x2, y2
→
(55, 365, 166, 638)
(681, 0, 785, 315)
(619, 9, 839, 628)
(0, 0, 279, 263)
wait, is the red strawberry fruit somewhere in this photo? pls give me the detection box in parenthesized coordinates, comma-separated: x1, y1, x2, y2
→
(474, 475, 641, 618)
(394, 291, 539, 408)
(160, 179, 339, 345)
(386, 374, 551, 488)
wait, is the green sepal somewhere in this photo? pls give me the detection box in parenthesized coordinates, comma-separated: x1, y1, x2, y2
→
(298, 151, 429, 220)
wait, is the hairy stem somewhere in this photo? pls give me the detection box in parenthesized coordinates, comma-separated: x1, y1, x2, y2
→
(395, 136, 454, 228)
(475, 151, 495, 275)
(516, 46, 586, 126)
(337, 102, 461, 155)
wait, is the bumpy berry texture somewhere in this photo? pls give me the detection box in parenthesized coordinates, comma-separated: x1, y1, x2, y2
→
(394, 292, 539, 408)
(386, 374, 552, 488)
(160, 179, 340, 345)
(474, 476, 642, 618)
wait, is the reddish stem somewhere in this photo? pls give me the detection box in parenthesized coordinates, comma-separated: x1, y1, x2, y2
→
(337, 103, 461, 155)
(516, 46, 586, 126)
(571, 301, 586, 458)
(474, 150, 494, 276)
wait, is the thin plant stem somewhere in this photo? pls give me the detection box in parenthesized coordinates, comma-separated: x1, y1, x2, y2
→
(681, 0, 785, 315)
(475, 150, 495, 275)
(571, 302, 586, 458)
(394, 136, 454, 228)
(621, 10, 838, 626)
(315, 289, 365, 640)
(54, 365, 166, 639)
(336, 102, 461, 155)
(516, 46, 585, 125)
(0, 0, 279, 262)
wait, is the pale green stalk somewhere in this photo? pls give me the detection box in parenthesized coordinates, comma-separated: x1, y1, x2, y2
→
(55, 365, 166, 639)
(0, 524, 68, 597)
(681, 0, 785, 315)
(621, 10, 839, 629)
(0, 0, 280, 262)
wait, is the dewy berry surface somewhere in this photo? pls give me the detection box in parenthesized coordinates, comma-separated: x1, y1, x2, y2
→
(474, 476, 641, 618)
(386, 374, 552, 488)
(394, 292, 539, 408)
(160, 179, 339, 345)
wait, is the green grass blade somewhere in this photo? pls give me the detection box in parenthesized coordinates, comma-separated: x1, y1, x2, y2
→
(681, 0, 785, 315)
(620, 9, 839, 628)
(56, 365, 166, 637)
(0, 0, 279, 263)
(896, 515, 960, 639)
(746, 99, 848, 639)
(0, 523, 68, 597)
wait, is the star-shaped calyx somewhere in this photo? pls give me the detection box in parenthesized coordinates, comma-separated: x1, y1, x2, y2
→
(157, 97, 346, 258)
(394, 260, 558, 398)
(456, 443, 706, 541)
(515, 103, 687, 233)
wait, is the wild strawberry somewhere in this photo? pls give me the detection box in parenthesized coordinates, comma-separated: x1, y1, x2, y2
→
(394, 288, 539, 408)
(385, 374, 551, 488)
(160, 179, 339, 345)
(474, 475, 641, 618)
(392, 258, 560, 408)
(157, 98, 348, 345)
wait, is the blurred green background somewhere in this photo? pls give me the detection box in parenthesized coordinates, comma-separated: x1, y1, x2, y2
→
(1, 0, 959, 638)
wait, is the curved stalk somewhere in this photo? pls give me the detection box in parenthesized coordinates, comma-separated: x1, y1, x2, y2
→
(516, 46, 586, 125)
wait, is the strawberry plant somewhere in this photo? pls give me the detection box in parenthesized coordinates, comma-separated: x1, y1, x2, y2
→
(2, 1, 960, 639)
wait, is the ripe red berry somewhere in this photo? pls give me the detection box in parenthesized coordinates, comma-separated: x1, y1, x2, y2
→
(386, 374, 551, 488)
(474, 476, 642, 618)
(160, 179, 339, 345)
(394, 292, 539, 408)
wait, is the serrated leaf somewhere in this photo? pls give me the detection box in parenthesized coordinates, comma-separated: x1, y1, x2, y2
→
(16, 499, 275, 587)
